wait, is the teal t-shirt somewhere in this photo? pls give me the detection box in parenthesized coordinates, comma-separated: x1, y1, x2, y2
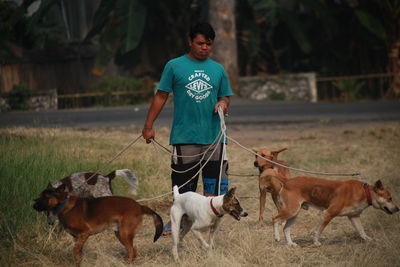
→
(158, 55, 233, 145)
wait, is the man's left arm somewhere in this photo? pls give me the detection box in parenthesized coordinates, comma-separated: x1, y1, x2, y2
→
(214, 96, 230, 114)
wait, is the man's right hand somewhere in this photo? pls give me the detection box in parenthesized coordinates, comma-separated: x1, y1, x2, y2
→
(142, 127, 155, 144)
(141, 90, 169, 144)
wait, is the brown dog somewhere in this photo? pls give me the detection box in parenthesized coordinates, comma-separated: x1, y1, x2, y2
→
(263, 171, 399, 246)
(33, 184, 163, 265)
(46, 169, 138, 225)
(253, 148, 291, 227)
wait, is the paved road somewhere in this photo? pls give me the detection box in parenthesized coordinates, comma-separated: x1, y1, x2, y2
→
(0, 98, 399, 128)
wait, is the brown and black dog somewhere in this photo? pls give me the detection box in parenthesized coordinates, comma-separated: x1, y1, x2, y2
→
(253, 148, 293, 227)
(262, 170, 399, 246)
(33, 184, 163, 266)
(45, 169, 138, 226)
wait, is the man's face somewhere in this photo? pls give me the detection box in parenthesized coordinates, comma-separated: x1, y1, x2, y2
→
(188, 34, 213, 60)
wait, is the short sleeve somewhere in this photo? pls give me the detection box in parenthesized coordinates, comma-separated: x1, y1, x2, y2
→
(158, 61, 174, 93)
(218, 68, 233, 97)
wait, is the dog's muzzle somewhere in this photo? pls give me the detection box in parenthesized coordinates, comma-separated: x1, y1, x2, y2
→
(229, 210, 241, 221)
(33, 200, 42, 211)
(229, 210, 248, 221)
(33, 198, 49, 212)
(383, 206, 400, 215)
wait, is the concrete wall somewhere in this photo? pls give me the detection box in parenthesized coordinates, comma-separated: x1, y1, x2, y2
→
(238, 73, 317, 102)
(1, 72, 318, 112)
(0, 89, 57, 112)
(28, 89, 58, 111)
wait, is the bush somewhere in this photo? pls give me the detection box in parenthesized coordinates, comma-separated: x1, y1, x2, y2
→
(333, 79, 365, 101)
(89, 75, 153, 106)
(7, 84, 32, 110)
(269, 91, 286, 101)
(95, 75, 144, 93)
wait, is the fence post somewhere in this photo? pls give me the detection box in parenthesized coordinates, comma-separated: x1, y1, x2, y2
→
(307, 73, 317, 102)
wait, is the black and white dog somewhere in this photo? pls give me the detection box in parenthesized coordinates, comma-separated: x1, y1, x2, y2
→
(44, 169, 138, 224)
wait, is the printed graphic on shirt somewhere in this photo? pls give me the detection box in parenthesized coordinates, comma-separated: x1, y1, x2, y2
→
(185, 70, 212, 103)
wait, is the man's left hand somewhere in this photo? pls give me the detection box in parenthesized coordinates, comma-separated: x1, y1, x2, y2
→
(214, 100, 229, 114)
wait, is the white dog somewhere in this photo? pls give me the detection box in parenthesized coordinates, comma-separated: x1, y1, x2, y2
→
(170, 185, 248, 261)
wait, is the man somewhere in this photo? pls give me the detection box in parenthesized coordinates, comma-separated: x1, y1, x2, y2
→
(142, 22, 233, 234)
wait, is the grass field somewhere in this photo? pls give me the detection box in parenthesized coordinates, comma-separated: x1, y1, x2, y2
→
(1, 121, 399, 266)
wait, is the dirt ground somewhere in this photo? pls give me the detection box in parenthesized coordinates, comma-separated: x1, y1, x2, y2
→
(5, 120, 399, 266)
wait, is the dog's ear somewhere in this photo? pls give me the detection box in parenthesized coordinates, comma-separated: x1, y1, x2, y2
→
(252, 149, 259, 156)
(56, 184, 66, 192)
(271, 148, 287, 161)
(224, 187, 236, 200)
(374, 180, 384, 191)
(272, 148, 287, 155)
(47, 182, 54, 189)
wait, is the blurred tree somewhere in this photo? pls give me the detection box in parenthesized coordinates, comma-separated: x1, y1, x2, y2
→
(353, 0, 399, 97)
(209, 0, 239, 92)
(84, 0, 208, 77)
(237, 0, 314, 75)
(84, 0, 148, 75)
(115, 0, 208, 77)
(0, 0, 49, 59)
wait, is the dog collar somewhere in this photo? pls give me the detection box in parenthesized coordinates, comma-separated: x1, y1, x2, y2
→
(363, 183, 372, 206)
(210, 198, 223, 217)
(259, 163, 269, 171)
(54, 196, 70, 214)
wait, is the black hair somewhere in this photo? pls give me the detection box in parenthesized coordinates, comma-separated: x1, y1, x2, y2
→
(189, 22, 215, 41)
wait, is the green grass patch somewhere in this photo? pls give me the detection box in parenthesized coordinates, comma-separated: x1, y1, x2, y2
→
(0, 133, 97, 233)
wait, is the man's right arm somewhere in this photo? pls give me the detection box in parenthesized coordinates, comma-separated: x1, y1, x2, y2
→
(142, 90, 169, 143)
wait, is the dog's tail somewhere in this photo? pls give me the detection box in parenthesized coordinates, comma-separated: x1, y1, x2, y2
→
(140, 205, 164, 242)
(106, 169, 138, 195)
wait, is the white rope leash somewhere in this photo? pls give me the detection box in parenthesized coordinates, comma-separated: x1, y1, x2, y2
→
(151, 136, 220, 158)
(137, 106, 361, 203)
(226, 135, 361, 177)
(136, 131, 224, 203)
(151, 131, 223, 174)
(75, 134, 143, 190)
(215, 105, 360, 177)
(217, 107, 227, 195)
(137, 108, 228, 202)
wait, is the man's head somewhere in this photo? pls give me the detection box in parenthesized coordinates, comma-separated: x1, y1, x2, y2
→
(188, 22, 215, 61)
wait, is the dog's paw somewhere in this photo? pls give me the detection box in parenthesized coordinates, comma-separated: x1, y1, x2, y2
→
(201, 243, 210, 250)
(274, 233, 281, 242)
(172, 249, 180, 262)
(288, 242, 298, 247)
(313, 241, 322, 246)
(362, 235, 373, 242)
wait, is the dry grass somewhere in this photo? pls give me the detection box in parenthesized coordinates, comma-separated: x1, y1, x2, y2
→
(1, 121, 400, 266)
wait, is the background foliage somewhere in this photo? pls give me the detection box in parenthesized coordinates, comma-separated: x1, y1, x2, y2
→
(1, 0, 395, 77)
(0, 0, 398, 103)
